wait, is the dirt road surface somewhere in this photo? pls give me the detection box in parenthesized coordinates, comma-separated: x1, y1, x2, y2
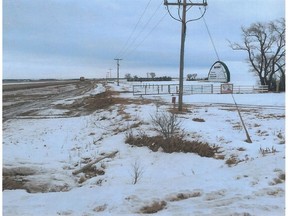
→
(3, 80, 100, 122)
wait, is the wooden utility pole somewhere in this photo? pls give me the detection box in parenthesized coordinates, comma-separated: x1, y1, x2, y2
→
(178, 1, 186, 112)
(114, 58, 122, 86)
(108, 68, 112, 78)
(164, 0, 207, 111)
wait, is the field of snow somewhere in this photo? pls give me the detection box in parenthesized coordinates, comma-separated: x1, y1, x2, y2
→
(3, 80, 285, 216)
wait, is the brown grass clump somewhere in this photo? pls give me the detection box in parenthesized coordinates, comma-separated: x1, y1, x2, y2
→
(140, 201, 167, 214)
(225, 156, 239, 167)
(125, 132, 220, 157)
(93, 204, 107, 212)
(192, 118, 205, 122)
(168, 191, 202, 202)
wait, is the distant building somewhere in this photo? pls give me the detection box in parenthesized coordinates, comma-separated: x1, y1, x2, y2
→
(80, 77, 85, 81)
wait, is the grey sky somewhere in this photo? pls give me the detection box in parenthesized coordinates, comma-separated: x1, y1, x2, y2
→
(3, 0, 285, 79)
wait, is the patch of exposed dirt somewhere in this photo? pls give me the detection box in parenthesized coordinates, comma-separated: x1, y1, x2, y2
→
(77, 166, 105, 184)
(56, 91, 114, 113)
(3, 166, 72, 193)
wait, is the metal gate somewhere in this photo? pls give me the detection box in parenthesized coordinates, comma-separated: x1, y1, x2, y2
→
(132, 84, 268, 95)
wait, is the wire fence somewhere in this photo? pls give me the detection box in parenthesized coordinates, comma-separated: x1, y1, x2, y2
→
(133, 84, 268, 95)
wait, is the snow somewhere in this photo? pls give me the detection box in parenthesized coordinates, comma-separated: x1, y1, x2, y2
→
(3, 80, 285, 216)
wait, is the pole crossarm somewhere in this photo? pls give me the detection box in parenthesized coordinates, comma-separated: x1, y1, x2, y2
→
(164, 0, 207, 23)
(164, 1, 207, 6)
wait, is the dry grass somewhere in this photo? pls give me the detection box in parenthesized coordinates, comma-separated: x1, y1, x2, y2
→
(56, 89, 160, 116)
(93, 204, 107, 212)
(140, 201, 167, 214)
(259, 146, 278, 156)
(225, 156, 239, 167)
(168, 191, 202, 202)
(77, 166, 105, 184)
(125, 132, 220, 157)
(192, 118, 205, 122)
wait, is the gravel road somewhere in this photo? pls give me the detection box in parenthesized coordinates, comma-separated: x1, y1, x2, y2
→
(3, 80, 99, 121)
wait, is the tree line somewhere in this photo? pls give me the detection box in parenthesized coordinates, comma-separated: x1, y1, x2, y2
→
(125, 73, 172, 82)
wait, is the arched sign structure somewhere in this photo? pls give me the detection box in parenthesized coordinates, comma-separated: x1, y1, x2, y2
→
(208, 61, 230, 83)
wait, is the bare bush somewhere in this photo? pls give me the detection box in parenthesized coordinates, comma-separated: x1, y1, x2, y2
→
(125, 111, 220, 157)
(259, 146, 277, 156)
(131, 160, 144, 185)
(150, 112, 183, 139)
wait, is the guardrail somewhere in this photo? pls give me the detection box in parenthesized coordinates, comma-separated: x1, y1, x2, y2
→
(133, 84, 268, 95)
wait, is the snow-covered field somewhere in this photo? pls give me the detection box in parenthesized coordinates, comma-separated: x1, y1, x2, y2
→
(3, 80, 285, 216)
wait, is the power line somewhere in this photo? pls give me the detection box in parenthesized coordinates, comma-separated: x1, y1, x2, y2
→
(199, 7, 220, 61)
(123, 11, 168, 58)
(115, 0, 153, 58)
(121, 2, 164, 58)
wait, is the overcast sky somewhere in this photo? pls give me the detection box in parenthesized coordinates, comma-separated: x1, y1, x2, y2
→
(3, 0, 285, 79)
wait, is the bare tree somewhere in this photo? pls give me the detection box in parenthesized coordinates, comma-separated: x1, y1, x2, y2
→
(125, 73, 131, 79)
(230, 18, 285, 91)
(150, 72, 156, 79)
(187, 73, 197, 81)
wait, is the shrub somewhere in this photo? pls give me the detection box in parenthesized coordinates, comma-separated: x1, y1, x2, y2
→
(150, 112, 183, 139)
